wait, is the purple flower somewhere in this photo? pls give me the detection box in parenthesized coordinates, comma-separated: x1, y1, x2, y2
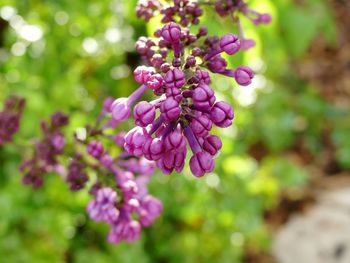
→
(134, 101, 156, 127)
(111, 84, 149, 122)
(220, 33, 241, 55)
(207, 56, 227, 73)
(161, 22, 181, 43)
(124, 127, 151, 157)
(164, 68, 186, 89)
(203, 135, 222, 155)
(66, 156, 89, 191)
(143, 137, 165, 161)
(195, 69, 211, 84)
(189, 114, 213, 137)
(210, 101, 234, 128)
(157, 149, 186, 174)
(139, 195, 163, 227)
(87, 140, 104, 159)
(189, 151, 215, 177)
(147, 74, 164, 90)
(234, 66, 254, 86)
(192, 83, 216, 109)
(120, 179, 138, 198)
(164, 127, 186, 151)
(86, 187, 119, 223)
(108, 219, 141, 244)
(160, 97, 181, 121)
(110, 98, 132, 122)
(134, 66, 153, 84)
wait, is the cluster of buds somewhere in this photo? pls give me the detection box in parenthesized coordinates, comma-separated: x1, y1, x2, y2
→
(214, 0, 272, 49)
(12, 0, 271, 245)
(136, 0, 271, 50)
(0, 96, 25, 145)
(110, 16, 254, 177)
(136, 0, 203, 26)
(20, 112, 69, 188)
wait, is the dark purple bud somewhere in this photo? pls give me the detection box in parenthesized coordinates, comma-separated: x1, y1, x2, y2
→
(124, 127, 151, 157)
(185, 55, 196, 68)
(195, 69, 211, 84)
(198, 26, 208, 37)
(87, 140, 104, 159)
(207, 56, 227, 73)
(172, 58, 182, 67)
(190, 114, 213, 137)
(192, 83, 216, 109)
(143, 137, 165, 161)
(220, 33, 241, 55)
(210, 101, 234, 128)
(234, 66, 254, 86)
(134, 101, 156, 127)
(164, 127, 186, 151)
(160, 63, 171, 73)
(157, 149, 186, 174)
(161, 22, 181, 43)
(189, 151, 215, 177)
(164, 68, 186, 89)
(160, 97, 181, 121)
(202, 135, 222, 155)
(191, 47, 201, 57)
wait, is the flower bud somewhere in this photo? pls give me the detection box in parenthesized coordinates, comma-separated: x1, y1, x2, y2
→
(203, 135, 222, 155)
(234, 66, 254, 86)
(134, 66, 153, 84)
(143, 137, 165, 161)
(87, 140, 104, 159)
(164, 68, 186, 89)
(111, 98, 131, 122)
(161, 22, 181, 43)
(190, 114, 213, 137)
(220, 33, 240, 55)
(210, 101, 234, 128)
(160, 97, 181, 121)
(189, 151, 215, 177)
(192, 83, 216, 109)
(124, 127, 151, 157)
(147, 74, 164, 90)
(134, 101, 156, 127)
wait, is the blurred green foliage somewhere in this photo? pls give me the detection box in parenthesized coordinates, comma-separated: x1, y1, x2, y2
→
(0, 0, 348, 262)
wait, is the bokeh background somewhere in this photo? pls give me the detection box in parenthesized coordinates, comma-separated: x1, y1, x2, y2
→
(0, 0, 349, 262)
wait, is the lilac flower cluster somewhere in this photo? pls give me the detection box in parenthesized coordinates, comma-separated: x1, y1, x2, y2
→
(110, 2, 261, 177)
(0, 96, 25, 145)
(12, 0, 271, 245)
(86, 139, 162, 244)
(17, 99, 162, 244)
(20, 112, 69, 188)
(136, 0, 271, 50)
